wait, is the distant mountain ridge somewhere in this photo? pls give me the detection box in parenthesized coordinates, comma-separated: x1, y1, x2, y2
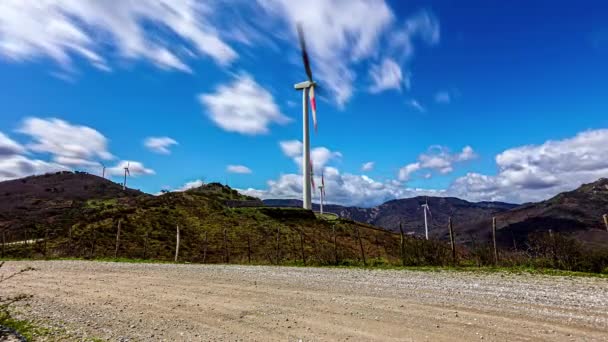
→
(265, 178, 608, 246)
(263, 197, 517, 235)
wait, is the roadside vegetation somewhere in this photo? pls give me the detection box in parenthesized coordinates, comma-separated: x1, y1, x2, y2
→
(2, 183, 607, 275)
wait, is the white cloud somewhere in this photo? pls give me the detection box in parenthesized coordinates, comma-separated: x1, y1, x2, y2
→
(388, 10, 440, 61)
(398, 162, 421, 182)
(258, 0, 394, 106)
(0, 0, 237, 72)
(17, 117, 113, 166)
(106, 160, 155, 177)
(368, 58, 405, 93)
(246, 129, 608, 206)
(399, 145, 477, 181)
(0, 155, 67, 182)
(144, 136, 178, 155)
(199, 73, 290, 135)
(173, 179, 205, 192)
(406, 99, 426, 113)
(227, 165, 252, 174)
(449, 129, 608, 203)
(361, 161, 375, 172)
(241, 168, 443, 207)
(0, 131, 25, 156)
(434, 91, 451, 104)
(279, 139, 341, 173)
(279, 140, 303, 158)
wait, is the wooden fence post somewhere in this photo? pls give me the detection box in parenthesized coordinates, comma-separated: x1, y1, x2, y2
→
(1, 229, 5, 258)
(355, 226, 366, 266)
(43, 226, 48, 257)
(174, 224, 180, 262)
(223, 228, 229, 263)
(399, 222, 405, 266)
(114, 219, 122, 258)
(332, 224, 338, 265)
(492, 217, 498, 264)
(299, 229, 306, 265)
(448, 217, 456, 264)
(143, 230, 149, 259)
(275, 226, 281, 264)
(247, 234, 252, 264)
(67, 225, 72, 253)
(203, 231, 208, 264)
(603, 214, 608, 232)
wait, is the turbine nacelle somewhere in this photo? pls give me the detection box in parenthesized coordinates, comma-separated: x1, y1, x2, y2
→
(294, 80, 316, 90)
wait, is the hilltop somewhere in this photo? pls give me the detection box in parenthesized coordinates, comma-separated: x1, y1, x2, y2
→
(456, 178, 608, 247)
(0, 171, 145, 234)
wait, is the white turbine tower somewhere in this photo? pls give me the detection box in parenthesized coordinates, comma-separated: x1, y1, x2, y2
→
(294, 24, 318, 210)
(100, 162, 106, 179)
(421, 197, 432, 240)
(318, 172, 326, 215)
(122, 162, 130, 190)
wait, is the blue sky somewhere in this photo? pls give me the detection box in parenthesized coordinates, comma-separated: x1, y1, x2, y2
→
(1, 0, 607, 206)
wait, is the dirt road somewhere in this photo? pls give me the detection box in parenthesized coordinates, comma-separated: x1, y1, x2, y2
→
(2, 261, 607, 341)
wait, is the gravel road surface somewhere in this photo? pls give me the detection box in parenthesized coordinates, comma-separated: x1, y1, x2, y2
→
(2, 261, 607, 341)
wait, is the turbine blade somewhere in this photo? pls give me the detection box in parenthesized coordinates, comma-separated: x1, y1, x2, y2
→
(310, 86, 318, 133)
(297, 24, 313, 81)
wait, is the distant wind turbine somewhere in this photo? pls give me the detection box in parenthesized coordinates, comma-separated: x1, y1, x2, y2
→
(123, 162, 130, 190)
(318, 172, 326, 215)
(294, 24, 319, 210)
(421, 197, 432, 240)
(100, 162, 106, 179)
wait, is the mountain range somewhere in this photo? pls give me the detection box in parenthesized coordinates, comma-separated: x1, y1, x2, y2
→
(1, 172, 607, 250)
(265, 178, 608, 247)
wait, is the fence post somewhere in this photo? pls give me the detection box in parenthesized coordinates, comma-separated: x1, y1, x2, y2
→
(114, 219, 122, 259)
(223, 228, 229, 263)
(174, 224, 180, 262)
(67, 225, 72, 254)
(275, 226, 281, 264)
(203, 231, 208, 264)
(492, 217, 498, 264)
(603, 214, 608, 232)
(399, 222, 405, 266)
(332, 224, 338, 265)
(299, 229, 306, 265)
(448, 217, 456, 265)
(355, 226, 366, 266)
(143, 230, 149, 259)
(247, 234, 252, 264)
(1, 228, 5, 258)
(43, 226, 48, 257)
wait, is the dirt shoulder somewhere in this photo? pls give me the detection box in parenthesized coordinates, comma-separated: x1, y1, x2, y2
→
(2, 261, 607, 341)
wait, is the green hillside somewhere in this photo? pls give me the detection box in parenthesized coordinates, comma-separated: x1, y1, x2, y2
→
(3, 177, 437, 266)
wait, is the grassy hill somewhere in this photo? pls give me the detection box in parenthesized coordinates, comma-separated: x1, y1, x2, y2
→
(1, 173, 428, 266)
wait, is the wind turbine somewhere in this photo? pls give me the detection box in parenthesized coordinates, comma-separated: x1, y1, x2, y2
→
(100, 162, 106, 179)
(318, 172, 326, 215)
(122, 162, 130, 190)
(294, 24, 318, 210)
(421, 197, 432, 240)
